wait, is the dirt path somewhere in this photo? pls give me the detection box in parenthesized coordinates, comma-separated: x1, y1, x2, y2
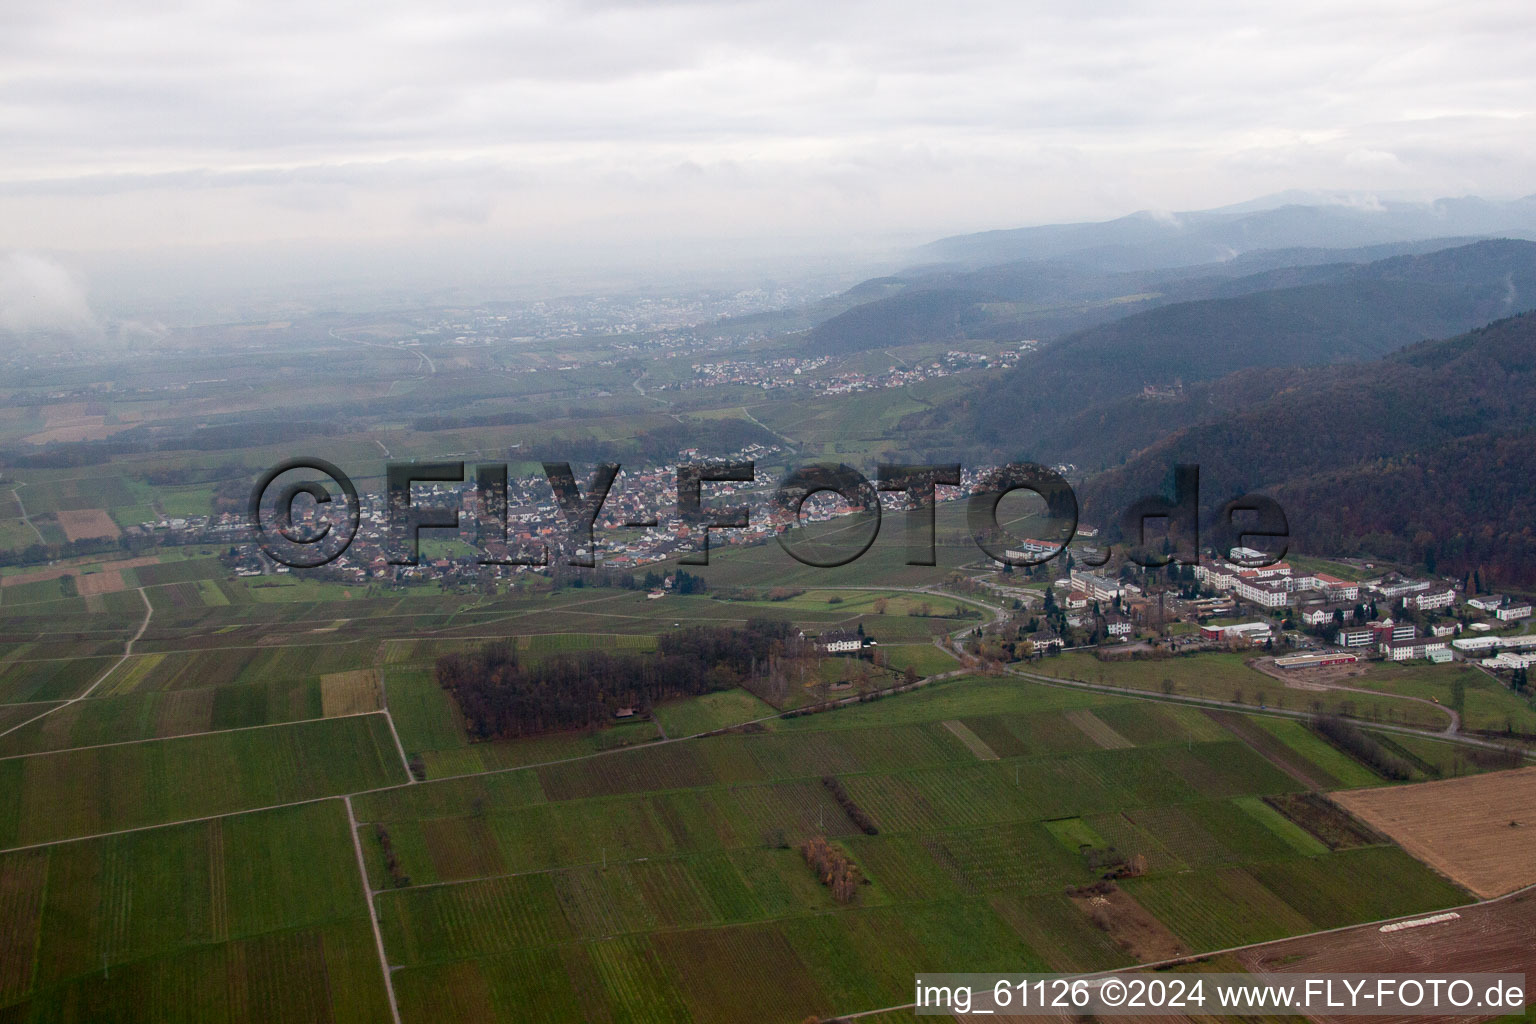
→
(1006, 665, 1529, 760)
(1251, 657, 1460, 735)
(345, 795, 404, 1024)
(10, 484, 45, 546)
(0, 587, 152, 740)
(738, 404, 798, 446)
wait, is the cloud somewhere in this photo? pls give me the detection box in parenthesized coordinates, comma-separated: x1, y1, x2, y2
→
(110, 318, 169, 345)
(0, 0, 1534, 299)
(415, 188, 495, 225)
(0, 253, 101, 340)
(1343, 148, 1406, 173)
(1326, 191, 1388, 212)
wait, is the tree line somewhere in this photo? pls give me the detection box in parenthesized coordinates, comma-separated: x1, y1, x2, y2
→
(1310, 715, 1414, 781)
(437, 618, 798, 741)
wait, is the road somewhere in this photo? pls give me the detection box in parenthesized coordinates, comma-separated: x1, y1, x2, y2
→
(329, 325, 435, 374)
(10, 483, 45, 545)
(0, 587, 152, 740)
(892, 584, 1480, 742)
(345, 795, 405, 1024)
(1282, 673, 1461, 735)
(1003, 665, 1522, 755)
(738, 404, 798, 446)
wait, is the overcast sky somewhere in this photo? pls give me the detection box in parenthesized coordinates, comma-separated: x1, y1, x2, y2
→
(3, 0, 1535, 311)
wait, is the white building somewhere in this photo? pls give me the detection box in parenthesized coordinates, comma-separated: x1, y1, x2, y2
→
(1372, 576, 1433, 599)
(1453, 633, 1536, 654)
(1337, 626, 1376, 647)
(1202, 621, 1272, 644)
(1005, 538, 1063, 561)
(815, 630, 864, 654)
(1299, 604, 1354, 627)
(1404, 587, 1457, 612)
(1496, 601, 1533, 622)
(1232, 577, 1291, 609)
(1380, 637, 1450, 662)
(1315, 574, 1361, 601)
(1069, 569, 1120, 603)
(1483, 651, 1536, 669)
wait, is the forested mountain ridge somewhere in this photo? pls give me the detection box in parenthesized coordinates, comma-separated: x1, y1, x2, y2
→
(801, 237, 1491, 358)
(917, 239, 1536, 462)
(1073, 312, 1536, 585)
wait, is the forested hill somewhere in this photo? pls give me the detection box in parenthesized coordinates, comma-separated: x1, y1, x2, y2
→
(801, 236, 1488, 358)
(1074, 312, 1536, 586)
(940, 239, 1536, 458)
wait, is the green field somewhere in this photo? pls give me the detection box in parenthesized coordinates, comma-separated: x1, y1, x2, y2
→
(1029, 652, 1453, 729)
(0, 714, 405, 848)
(343, 675, 1472, 1022)
(0, 678, 339, 757)
(654, 689, 778, 737)
(0, 800, 391, 1021)
(1343, 662, 1536, 734)
(0, 535, 1511, 1023)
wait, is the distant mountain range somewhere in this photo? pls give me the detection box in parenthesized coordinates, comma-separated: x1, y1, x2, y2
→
(894, 238, 1536, 465)
(803, 233, 1520, 360)
(799, 194, 1536, 585)
(918, 192, 1536, 270)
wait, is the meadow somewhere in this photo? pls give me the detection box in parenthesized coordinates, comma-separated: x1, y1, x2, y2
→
(0, 534, 1514, 1023)
(0, 714, 405, 848)
(1029, 652, 1457, 729)
(0, 800, 392, 1022)
(350, 677, 1471, 1023)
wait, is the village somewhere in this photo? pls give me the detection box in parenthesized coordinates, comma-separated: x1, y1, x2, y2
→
(197, 456, 1536, 713)
(986, 548, 1536, 690)
(663, 344, 1032, 395)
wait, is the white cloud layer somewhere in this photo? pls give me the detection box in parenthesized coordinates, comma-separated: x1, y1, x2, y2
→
(0, 0, 1533, 292)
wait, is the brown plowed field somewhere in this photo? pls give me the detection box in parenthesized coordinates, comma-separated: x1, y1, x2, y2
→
(56, 508, 121, 542)
(1239, 887, 1536, 1024)
(1333, 766, 1536, 898)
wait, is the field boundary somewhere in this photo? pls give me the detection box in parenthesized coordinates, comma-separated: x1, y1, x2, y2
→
(0, 587, 153, 741)
(346, 795, 404, 1024)
(836, 877, 1536, 1019)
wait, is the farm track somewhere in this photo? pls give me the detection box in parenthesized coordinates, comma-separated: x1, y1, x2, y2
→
(1252, 658, 1462, 735)
(1205, 709, 1336, 790)
(6, 579, 1535, 1024)
(378, 668, 415, 781)
(738, 404, 798, 446)
(346, 795, 404, 1024)
(0, 587, 152, 741)
(5, 582, 1520, 848)
(9, 484, 45, 546)
(1006, 665, 1530, 760)
(2, 614, 1519, 860)
(0, 707, 388, 760)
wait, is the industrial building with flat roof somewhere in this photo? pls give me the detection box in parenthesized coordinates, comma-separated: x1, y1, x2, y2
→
(1274, 653, 1359, 669)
